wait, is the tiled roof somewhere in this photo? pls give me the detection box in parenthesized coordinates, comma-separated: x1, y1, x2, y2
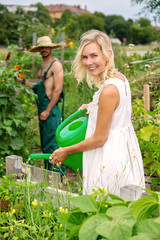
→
(46, 4, 90, 14)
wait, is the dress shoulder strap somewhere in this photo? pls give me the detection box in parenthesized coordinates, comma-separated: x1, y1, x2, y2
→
(42, 60, 56, 81)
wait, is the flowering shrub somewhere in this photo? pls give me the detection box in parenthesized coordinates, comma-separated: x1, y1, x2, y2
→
(0, 66, 39, 176)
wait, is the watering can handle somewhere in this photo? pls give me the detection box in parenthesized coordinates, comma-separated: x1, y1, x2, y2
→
(56, 109, 87, 136)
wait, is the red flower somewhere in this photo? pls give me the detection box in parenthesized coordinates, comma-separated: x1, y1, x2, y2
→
(14, 65, 24, 78)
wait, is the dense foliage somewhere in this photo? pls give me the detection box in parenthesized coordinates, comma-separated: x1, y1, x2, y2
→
(0, 3, 159, 47)
(0, 63, 40, 176)
(0, 175, 160, 239)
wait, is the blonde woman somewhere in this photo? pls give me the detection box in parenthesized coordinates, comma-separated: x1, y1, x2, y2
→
(50, 30, 145, 196)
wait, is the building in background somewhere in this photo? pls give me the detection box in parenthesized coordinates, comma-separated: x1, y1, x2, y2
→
(6, 5, 37, 13)
(46, 4, 90, 21)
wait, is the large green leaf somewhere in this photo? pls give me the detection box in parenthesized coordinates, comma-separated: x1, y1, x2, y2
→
(13, 119, 23, 127)
(70, 225, 81, 238)
(96, 220, 132, 240)
(79, 214, 109, 240)
(132, 218, 160, 239)
(68, 211, 87, 225)
(10, 137, 24, 150)
(4, 119, 13, 126)
(106, 206, 135, 222)
(129, 233, 157, 240)
(70, 195, 98, 213)
(130, 196, 159, 220)
(140, 125, 156, 141)
(0, 96, 8, 107)
(57, 213, 75, 230)
(5, 126, 17, 136)
(96, 206, 135, 240)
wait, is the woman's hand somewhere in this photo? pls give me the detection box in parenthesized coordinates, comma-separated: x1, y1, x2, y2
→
(78, 104, 88, 111)
(49, 148, 69, 165)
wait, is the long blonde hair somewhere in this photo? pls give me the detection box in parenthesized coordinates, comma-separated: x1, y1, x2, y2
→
(72, 29, 118, 88)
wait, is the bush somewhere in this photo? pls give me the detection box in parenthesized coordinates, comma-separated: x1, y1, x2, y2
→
(0, 65, 40, 176)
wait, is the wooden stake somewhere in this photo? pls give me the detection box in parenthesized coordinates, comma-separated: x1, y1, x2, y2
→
(61, 32, 65, 66)
(143, 84, 150, 119)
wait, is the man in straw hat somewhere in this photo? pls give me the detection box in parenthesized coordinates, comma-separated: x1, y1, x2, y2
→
(17, 36, 65, 177)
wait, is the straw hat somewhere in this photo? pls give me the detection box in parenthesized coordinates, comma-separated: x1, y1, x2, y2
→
(30, 36, 64, 52)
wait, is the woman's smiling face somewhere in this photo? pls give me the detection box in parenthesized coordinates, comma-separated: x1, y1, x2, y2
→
(81, 42, 107, 78)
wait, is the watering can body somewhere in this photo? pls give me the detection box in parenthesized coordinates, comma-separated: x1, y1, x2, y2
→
(56, 109, 88, 171)
(29, 110, 88, 172)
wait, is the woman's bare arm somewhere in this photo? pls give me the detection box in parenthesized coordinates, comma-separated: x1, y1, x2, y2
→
(50, 84, 120, 165)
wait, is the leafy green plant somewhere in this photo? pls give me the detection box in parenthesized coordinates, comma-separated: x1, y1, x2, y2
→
(132, 98, 160, 190)
(56, 189, 160, 240)
(1, 174, 160, 240)
(0, 66, 39, 175)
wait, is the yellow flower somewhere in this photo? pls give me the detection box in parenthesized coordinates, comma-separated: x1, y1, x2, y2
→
(56, 163, 59, 167)
(12, 209, 16, 214)
(67, 41, 73, 49)
(27, 167, 30, 172)
(49, 212, 51, 217)
(48, 175, 52, 179)
(65, 209, 68, 214)
(59, 206, 64, 213)
(78, 188, 81, 192)
(32, 199, 38, 207)
(59, 223, 62, 228)
(43, 211, 47, 216)
(51, 28, 55, 36)
(10, 226, 13, 231)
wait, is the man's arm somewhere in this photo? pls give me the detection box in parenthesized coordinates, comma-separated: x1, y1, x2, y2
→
(40, 61, 64, 121)
(16, 78, 36, 88)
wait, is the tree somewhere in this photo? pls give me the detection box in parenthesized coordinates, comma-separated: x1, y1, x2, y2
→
(34, 3, 52, 25)
(104, 15, 125, 34)
(131, 23, 156, 44)
(137, 17, 151, 27)
(104, 15, 132, 42)
(131, 0, 160, 22)
(65, 13, 105, 41)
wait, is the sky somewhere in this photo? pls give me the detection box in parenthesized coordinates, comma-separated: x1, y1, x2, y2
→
(0, 0, 157, 25)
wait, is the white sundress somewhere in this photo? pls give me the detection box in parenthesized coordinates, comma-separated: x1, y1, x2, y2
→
(83, 77, 145, 196)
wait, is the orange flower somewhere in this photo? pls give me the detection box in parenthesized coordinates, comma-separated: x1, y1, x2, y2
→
(14, 65, 24, 78)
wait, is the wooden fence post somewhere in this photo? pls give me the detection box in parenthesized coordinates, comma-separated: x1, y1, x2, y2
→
(143, 84, 150, 119)
(32, 32, 37, 74)
(61, 32, 65, 66)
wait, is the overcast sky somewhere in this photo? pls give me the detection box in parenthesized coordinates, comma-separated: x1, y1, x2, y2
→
(0, 0, 157, 25)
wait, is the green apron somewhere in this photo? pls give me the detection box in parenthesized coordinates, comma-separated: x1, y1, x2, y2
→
(32, 60, 65, 177)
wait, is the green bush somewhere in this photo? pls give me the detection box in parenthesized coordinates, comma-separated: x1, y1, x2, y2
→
(0, 65, 40, 176)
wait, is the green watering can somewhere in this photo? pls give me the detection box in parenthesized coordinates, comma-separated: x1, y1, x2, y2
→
(29, 109, 88, 172)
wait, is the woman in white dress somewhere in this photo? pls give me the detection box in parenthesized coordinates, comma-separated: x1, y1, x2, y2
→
(50, 29, 145, 196)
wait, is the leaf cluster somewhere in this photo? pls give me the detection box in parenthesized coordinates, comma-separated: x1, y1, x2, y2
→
(55, 189, 160, 240)
(0, 65, 38, 175)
